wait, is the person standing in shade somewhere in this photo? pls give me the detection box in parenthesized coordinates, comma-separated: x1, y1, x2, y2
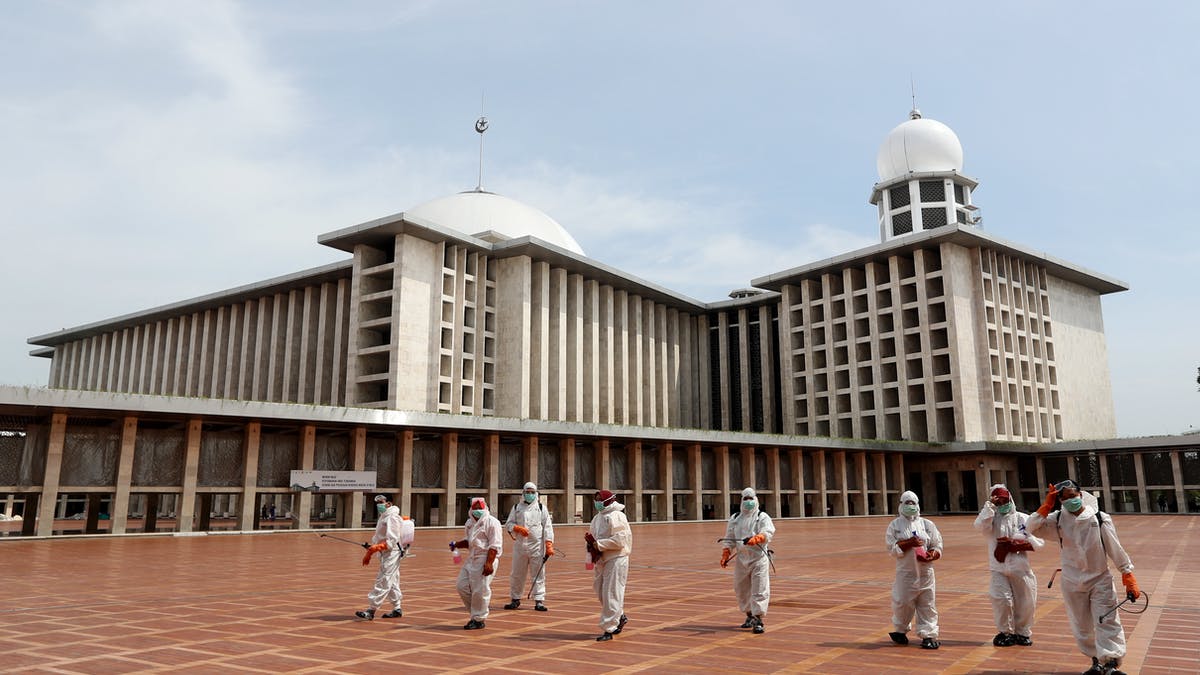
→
(451, 496, 503, 630)
(587, 489, 632, 642)
(974, 484, 1043, 647)
(720, 487, 775, 634)
(504, 481, 555, 612)
(356, 494, 414, 620)
(885, 490, 943, 650)
(1027, 480, 1140, 675)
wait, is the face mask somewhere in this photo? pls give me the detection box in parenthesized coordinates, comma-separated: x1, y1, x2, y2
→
(742, 499, 756, 511)
(594, 500, 606, 511)
(471, 509, 484, 519)
(996, 502, 1014, 514)
(523, 493, 537, 504)
(376, 503, 387, 514)
(1062, 497, 1084, 513)
(900, 504, 919, 516)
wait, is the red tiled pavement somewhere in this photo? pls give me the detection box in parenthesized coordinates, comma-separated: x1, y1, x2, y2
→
(1, 515, 1196, 673)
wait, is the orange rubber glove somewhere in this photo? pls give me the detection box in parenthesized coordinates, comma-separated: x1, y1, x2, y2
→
(362, 542, 387, 566)
(897, 536, 920, 551)
(544, 540, 555, 557)
(1036, 483, 1059, 517)
(743, 534, 767, 546)
(1122, 572, 1140, 601)
(720, 547, 733, 568)
(512, 525, 530, 537)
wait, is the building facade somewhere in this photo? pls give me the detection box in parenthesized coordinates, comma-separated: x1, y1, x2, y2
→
(4, 111, 1196, 537)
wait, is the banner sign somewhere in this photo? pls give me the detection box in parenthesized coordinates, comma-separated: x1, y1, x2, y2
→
(289, 470, 377, 492)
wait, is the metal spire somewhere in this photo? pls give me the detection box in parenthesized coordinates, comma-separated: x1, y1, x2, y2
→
(474, 95, 488, 192)
(909, 77, 921, 119)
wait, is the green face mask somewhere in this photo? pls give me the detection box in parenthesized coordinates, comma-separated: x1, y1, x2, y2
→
(523, 492, 537, 504)
(471, 509, 484, 519)
(742, 499, 756, 511)
(996, 502, 1014, 514)
(1062, 497, 1084, 513)
(900, 504, 919, 516)
(594, 500, 606, 511)
(376, 503, 387, 514)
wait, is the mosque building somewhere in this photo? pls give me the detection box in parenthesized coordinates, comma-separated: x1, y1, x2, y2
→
(2, 111, 1197, 537)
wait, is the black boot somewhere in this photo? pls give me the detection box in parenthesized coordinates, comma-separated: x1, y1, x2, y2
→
(503, 599, 521, 610)
(740, 613, 756, 628)
(1101, 661, 1127, 675)
(920, 637, 940, 650)
(1082, 657, 1103, 675)
(534, 601, 548, 612)
(463, 619, 485, 630)
(596, 631, 614, 642)
(888, 632, 909, 645)
(381, 608, 402, 619)
(354, 609, 375, 620)
(1011, 634, 1032, 646)
(993, 632, 1015, 647)
(752, 617, 764, 634)
(613, 614, 628, 634)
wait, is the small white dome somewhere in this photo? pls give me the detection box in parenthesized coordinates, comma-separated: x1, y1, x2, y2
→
(406, 191, 584, 255)
(876, 113, 964, 181)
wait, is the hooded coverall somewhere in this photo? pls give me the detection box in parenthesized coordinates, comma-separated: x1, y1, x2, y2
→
(456, 509, 503, 622)
(724, 506, 775, 618)
(974, 501, 1043, 639)
(590, 501, 633, 634)
(1026, 501, 1133, 665)
(885, 494, 943, 640)
(367, 505, 414, 611)
(506, 497, 555, 601)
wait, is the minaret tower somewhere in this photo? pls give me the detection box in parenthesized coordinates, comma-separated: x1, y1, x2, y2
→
(870, 108, 980, 241)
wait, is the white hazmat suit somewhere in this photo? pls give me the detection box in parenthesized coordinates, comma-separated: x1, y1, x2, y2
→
(974, 485, 1043, 642)
(456, 504, 503, 623)
(366, 504, 414, 612)
(1026, 492, 1134, 667)
(505, 482, 556, 605)
(589, 495, 632, 637)
(885, 491, 943, 642)
(722, 487, 775, 626)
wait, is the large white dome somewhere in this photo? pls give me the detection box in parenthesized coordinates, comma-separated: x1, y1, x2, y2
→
(405, 191, 584, 255)
(876, 113, 964, 182)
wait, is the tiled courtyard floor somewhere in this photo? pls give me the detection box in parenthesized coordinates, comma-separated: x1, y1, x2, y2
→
(1, 514, 1196, 673)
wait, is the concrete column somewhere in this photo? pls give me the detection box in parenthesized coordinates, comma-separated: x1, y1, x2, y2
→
(495, 256, 532, 418)
(398, 430, 414, 519)
(561, 438, 576, 524)
(523, 435, 539, 499)
(1097, 452, 1112, 512)
(717, 312, 730, 430)
(597, 439, 611, 493)
(178, 419, 202, 533)
(1170, 451, 1186, 513)
(813, 450, 828, 517)
(661, 443, 674, 521)
(239, 422, 261, 531)
(485, 433, 500, 516)
(739, 446, 755, 493)
(35, 413, 68, 537)
(791, 449, 806, 518)
(688, 443, 702, 520)
(110, 416, 138, 534)
(630, 441, 644, 522)
(297, 425, 316, 529)
(716, 445, 731, 518)
(444, 433, 459, 526)
(874, 454, 888, 515)
(834, 451, 848, 516)
(766, 447, 781, 516)
(1134, 453, 1149, 514)
(854, 452, 868, 516)
(348, 426, 365, 527)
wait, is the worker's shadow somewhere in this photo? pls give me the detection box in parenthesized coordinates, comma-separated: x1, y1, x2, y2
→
(504, 631, 605, 641)
(823, 638, 977, 651)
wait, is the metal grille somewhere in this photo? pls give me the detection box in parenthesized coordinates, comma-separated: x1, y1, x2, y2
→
(672, 451, 689, 490)
(538, 441, 561, 489)
(258, 434, 298, 487)
(365, 435, 397, 488)
(892, 211, 913, 235)
(413, 438, 443, 488)
(131, 429, 184, 487)
(922, 207, 948, 229)
(954, 183, 965, 204)
(889, 185, 910, 208)
(314, 434, 350, 471)
(749, 321, 764, 432)
(574, 443, 595, 487)
(957, 209, 968, 224)
(779, 451, 793, 490)
(457, 438, 484, 488)
(919, 180, 945, 202)
(61, 428, 119, 486)
(728, 452, 742, 487)
(708, 325, 722, 426)
(198, 430, 244, 487)
(755, 451, 769, 491)
(0, 432, 25, 485)
(728, 323, 742, 431)
(499, 444, 523, 488)
(610, 445, 629, 490)
(642, 445, 658, 490)
(701, 447, 716, 490)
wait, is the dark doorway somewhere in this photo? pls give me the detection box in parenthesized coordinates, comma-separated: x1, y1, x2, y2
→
(934, 472, 950, 513)
(960, 471, 979, 511)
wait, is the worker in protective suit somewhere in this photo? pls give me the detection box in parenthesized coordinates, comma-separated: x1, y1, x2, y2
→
(974, 484, 1043, 647)
(587, 489, 632, 642)
(1026, 480, 1140, 675)
(356, 494, 415, 620)
(451, 496, 503, 630)
(885, 490, 943, 649)
(504, 481, 556, 611)
(720, 487, 775, 634)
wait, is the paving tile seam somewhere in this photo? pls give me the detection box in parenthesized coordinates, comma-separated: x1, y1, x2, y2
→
(1121, 519, 1193, 674)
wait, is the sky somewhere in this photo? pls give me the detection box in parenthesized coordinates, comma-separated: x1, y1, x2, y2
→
(1, 1, 1196, 438)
